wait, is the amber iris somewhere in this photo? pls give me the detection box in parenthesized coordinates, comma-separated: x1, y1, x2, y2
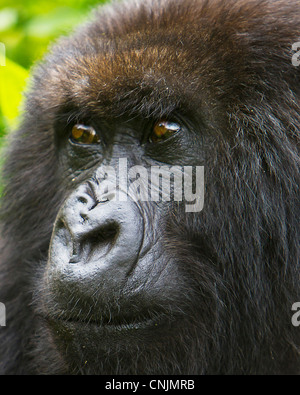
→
(150, 120, 181, 143)
(71, 124, 100, 145)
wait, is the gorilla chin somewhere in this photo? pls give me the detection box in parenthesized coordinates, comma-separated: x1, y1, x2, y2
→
(0, 0, 299, 375)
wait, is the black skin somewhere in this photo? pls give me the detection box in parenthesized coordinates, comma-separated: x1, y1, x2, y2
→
(0, 0, 299, 375)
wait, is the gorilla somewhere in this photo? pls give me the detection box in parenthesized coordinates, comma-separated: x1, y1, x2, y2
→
(0, 0, 299, 375)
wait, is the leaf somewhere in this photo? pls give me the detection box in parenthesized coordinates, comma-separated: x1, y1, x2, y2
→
(26, 7, 86, 38)
(0, 57, 29, 131)
(0, 8, 18, 32)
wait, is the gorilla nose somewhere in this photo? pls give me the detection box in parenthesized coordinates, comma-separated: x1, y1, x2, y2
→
(49, 183, 144, 273)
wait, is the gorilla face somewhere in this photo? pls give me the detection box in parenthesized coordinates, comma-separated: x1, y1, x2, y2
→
(0, 0, 299, 375)
(42, 88, 207, 374)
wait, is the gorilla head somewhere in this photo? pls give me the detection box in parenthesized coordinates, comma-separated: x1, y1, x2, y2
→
(0, 0, 299, 375)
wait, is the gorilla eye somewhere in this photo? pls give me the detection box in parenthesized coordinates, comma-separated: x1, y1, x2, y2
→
(150, 120, 181, 143)
(70, 124, 100, 145)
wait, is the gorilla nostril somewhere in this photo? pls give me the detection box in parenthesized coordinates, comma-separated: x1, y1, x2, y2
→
(69, 255, 80, 264)
(70, 222, 120, 264)
(80, 212, 88, 222)
(78, 196, 88, 204)
(88, 223, 119, 247)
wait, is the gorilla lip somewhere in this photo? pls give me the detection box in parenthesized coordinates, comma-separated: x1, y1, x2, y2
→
(46, 310, 168, 334)
(43, 296, 171, 334)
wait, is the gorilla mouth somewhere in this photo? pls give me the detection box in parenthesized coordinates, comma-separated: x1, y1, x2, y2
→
(53, 316, 162, 332)
(46, 308, 168, 333)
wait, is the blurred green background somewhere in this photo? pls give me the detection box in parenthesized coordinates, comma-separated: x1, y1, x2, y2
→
(0, 0, 107, 141)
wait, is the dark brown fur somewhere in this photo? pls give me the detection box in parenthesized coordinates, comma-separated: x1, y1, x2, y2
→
(0, 0, 299, 374)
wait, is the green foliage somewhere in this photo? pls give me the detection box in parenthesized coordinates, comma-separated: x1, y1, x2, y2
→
(0, 58, 28, 132)
(0, 0, 107, 138)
